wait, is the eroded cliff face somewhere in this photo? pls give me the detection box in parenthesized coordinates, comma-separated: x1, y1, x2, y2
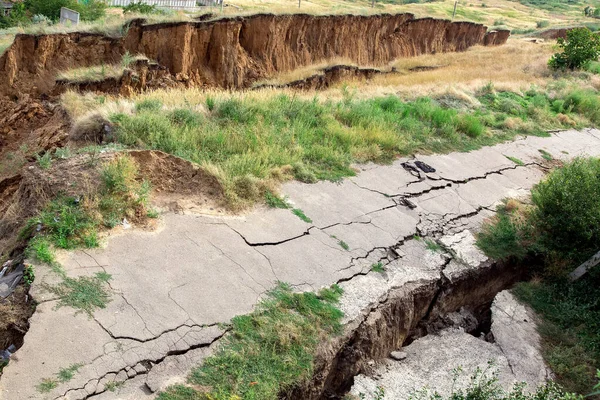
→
(0, 13, 509, 95)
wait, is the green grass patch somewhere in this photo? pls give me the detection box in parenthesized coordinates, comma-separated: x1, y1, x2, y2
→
(36, 151, 53, 169)
(424, 238, 443, 252)
(264, 191, 289, 209)
(505, 155, 525, 166)
(57, 363, 83, 383)
(22, 155, 149, 315)
(513, 274, 600, 395)
(45, 272, 112, 316)
(109, 87, 598, 210)
(158, 283, 343, 400)
(26, 236, 56, 264)
(338, 239, 350, 250)
(371, 262, 385, 273)
(538, 149, 553, 161)
(477, 158, 600, 268)
(292, 208, 312, 223)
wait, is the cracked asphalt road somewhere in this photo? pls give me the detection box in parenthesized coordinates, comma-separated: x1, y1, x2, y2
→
(2, 129, 600, 400)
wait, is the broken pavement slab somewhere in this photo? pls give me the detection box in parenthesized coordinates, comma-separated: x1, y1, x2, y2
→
(349, 290, 552, 400)
(2, 130, 600, 400)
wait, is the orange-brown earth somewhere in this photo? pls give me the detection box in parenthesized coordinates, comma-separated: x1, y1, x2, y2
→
(0, 13, 508, 97)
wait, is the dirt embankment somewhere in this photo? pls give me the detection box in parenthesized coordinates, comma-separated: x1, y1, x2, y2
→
(0, 13, 509, 96)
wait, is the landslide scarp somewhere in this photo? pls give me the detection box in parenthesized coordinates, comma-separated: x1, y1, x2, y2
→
(0, 13, 509, 97)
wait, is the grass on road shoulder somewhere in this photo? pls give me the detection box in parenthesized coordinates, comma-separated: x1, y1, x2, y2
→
(87, 83, 599, 210)
(158, 282, 344, 400)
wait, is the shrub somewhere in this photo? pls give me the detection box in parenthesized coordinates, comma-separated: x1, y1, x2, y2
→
(23, 0, 106, 21)
(478, 157, 600, 270)
(531, 157, 600, 264)
(123, 1, 159, 14)
(0, 3, 29, 28)
(549, 28, 600, 70)
(72, 0, 107, 21)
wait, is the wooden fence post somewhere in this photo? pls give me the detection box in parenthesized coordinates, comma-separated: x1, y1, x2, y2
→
(569, 250, 600, 281)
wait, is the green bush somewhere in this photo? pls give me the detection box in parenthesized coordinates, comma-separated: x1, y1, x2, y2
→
(563, 90, 600, 124)
(532, 157, 600, 264)
(549, 28, 600, 70)
(123, 1, 160, 14)
(477, 157, 600, 268)
(23, 0, 106, 21)
(0, 3, 30, 28)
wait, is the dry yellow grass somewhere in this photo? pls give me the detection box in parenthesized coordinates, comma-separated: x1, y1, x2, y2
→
(61, 38, 561, 119)
(226, 0, 597, 31)
(243, 38, 559, 101)
(373, 38, 555, 97)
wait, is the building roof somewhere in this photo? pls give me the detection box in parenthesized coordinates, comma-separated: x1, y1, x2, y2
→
(0, 2, 13, 8)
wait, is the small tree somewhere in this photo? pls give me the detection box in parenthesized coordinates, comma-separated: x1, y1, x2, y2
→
(548, 28, 600, 70)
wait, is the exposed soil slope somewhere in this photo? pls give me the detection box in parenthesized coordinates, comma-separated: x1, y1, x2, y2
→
(0, 13, 508, 96)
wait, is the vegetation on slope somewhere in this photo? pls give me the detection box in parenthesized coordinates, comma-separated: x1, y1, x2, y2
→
(22, 154, 153, 315)
(102, 85, 598, 209)
(157, 283, 344, 400)
(476, 158, 600, 395)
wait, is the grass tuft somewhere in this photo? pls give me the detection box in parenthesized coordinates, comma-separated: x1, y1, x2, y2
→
(371, 262, 385, 273)
(292, 208, 312, 223)
(57, 363, 83, 383)
(505, 155, 524, 166)
(538, 149, 553, 161)
(424, 238, 443, 252)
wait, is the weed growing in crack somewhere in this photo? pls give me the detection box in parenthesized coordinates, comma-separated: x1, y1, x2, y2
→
(36, 378, 58, 393)
(38, 363, 84, 394)
(371, 262, 385, 273)
(105, 381, 124, 392)
(158, 282, 343, 400)
(538, 149, 553, 161)
(57, 363, 83, 382)
(505, 155, 524, 166)
(292, 208, 312, 223)
(424, 238, 443, 252)
(264, 190, 289, 209)
(330, 235, 349, 250)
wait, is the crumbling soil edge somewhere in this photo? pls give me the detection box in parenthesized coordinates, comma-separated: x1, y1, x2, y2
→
(0, 13, 510, 97)
(286, 258, 521, 399)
